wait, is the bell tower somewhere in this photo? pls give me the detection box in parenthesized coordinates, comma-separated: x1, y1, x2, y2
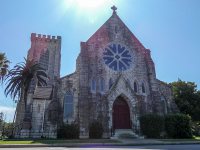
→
(27, 33, 61, 85)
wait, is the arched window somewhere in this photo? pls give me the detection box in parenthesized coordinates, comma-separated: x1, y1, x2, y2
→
(127, 79, 130, 84)
(39, 49, 49, 71)
(134, 81, 138, 93)
(142, 82, 146, 93)
(115, 26, 118, 33)
(161, 96, 167, 114)
(37, 104, 41, 113)
(99, 77, 105, 92)
(64, 91, 73, 120)
(90, 78, 96, 92)
(109, 78, 113, 89)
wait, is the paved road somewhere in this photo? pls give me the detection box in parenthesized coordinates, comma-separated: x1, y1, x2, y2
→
(1, 145, 200, 150)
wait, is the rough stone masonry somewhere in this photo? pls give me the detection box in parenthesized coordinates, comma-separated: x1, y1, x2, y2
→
(14, 6, 178, 138)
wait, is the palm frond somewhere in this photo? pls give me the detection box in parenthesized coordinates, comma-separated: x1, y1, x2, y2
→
(4, 58, 48, 104)
(0, 52, 10, 83)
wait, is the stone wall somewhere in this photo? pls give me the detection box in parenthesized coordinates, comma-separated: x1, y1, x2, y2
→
(28, 33, 61, 84)
(15, 10, 177, 139)
(74, 12, 156, 137)
(59, 73, 79, 124)
(15, 33, 61, 138)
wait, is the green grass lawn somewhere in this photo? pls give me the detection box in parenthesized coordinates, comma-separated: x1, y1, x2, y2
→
(1, 137, 200, 145)
(194, 136, 200, 140)
(158, 136, 200, 142)
(0, 139, 120, 145)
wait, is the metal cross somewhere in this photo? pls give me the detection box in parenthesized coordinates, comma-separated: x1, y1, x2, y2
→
(111, 5, 117, 14)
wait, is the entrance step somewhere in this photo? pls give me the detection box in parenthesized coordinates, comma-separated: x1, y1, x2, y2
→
(111, 129, 141, 139)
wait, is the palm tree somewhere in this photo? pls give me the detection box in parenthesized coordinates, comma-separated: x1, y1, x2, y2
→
(4, 58, 48, 108)
(0, 52, 10, 83)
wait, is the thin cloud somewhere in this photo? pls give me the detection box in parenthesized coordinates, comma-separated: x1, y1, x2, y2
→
(0, 106, 15, 122)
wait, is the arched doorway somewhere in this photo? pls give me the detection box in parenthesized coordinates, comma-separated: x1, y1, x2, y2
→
(113, 96, 131, 129)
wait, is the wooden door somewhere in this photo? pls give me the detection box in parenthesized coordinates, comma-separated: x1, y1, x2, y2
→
(113, 97, 131, 129)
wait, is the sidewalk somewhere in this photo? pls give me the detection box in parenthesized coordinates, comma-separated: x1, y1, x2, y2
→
(0, 139, 200, 148)
(119, 138, 200, 145)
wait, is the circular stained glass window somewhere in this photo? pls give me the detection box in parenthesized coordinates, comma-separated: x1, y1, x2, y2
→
(103, 43, 133, 71)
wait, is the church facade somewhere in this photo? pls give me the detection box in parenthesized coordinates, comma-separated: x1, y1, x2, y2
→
(15, 7, 177, 138)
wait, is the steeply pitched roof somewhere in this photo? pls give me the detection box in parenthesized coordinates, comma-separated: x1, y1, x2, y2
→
(87, 9, 145, 50)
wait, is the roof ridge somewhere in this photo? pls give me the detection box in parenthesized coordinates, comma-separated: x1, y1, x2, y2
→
(86, 11, 146, 50)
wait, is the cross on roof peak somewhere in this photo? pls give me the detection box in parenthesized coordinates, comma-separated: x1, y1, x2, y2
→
(111, 5, 117, 14)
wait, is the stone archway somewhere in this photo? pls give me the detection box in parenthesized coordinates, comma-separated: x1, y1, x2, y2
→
(112, 96, 131, 129)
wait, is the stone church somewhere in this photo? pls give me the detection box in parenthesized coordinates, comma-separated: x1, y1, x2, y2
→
(14, 6, 177, 138)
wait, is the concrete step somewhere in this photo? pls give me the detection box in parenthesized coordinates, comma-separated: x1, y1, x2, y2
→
(111, 129, 140, 139)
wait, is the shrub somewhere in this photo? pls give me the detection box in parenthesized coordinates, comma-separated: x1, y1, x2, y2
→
(140, 114, 164, 138)
(191, 121, 200, 136)
(89, 121, 103, 139)
(165, 114, 192, 138)
(57, 123, 79, 139)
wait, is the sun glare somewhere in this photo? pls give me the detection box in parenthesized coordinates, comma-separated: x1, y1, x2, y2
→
(64, 0, 113, 10)
(62, 0, 117, 23)
(77, 0, 106, 8)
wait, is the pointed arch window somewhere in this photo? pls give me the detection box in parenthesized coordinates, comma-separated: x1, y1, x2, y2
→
(90, 78, 96, 92)
(134, 81, 138, 93)
(109, 78, 113, 89)
(115, 26, 118, 33)
(64, 91, 73, 120)
(39, 49, 49, 70)
(99, 77, 105, 92)
(142, 82, 146, 93)
(161, 96, 168, 114)
(37, 104, 41, 113)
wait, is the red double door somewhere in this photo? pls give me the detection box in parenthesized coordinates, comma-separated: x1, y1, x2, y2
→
(113, 97, 131, 129)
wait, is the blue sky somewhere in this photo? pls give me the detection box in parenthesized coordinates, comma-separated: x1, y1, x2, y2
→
(0, 0, 200, 122)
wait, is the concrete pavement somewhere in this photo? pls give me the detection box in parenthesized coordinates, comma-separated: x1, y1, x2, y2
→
(0, 139, 200, 148)
(1, 145, 200, 150)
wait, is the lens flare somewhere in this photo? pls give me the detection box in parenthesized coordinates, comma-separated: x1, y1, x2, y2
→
(64, 0, 113, 10)
(62, 0, 117, 23)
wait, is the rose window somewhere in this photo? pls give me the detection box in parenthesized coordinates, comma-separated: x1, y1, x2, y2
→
(103, 43, 132, 71)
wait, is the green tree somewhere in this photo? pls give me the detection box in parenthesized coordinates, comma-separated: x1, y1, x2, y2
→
(0, 52, 10, 83)
(170, 79, 200, 121)
(2, 122, 13, 138)
(4, 58, 48, 108)
(0, 112, 5, 139)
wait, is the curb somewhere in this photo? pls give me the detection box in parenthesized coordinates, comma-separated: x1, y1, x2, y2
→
(1, 142, 200, 148)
